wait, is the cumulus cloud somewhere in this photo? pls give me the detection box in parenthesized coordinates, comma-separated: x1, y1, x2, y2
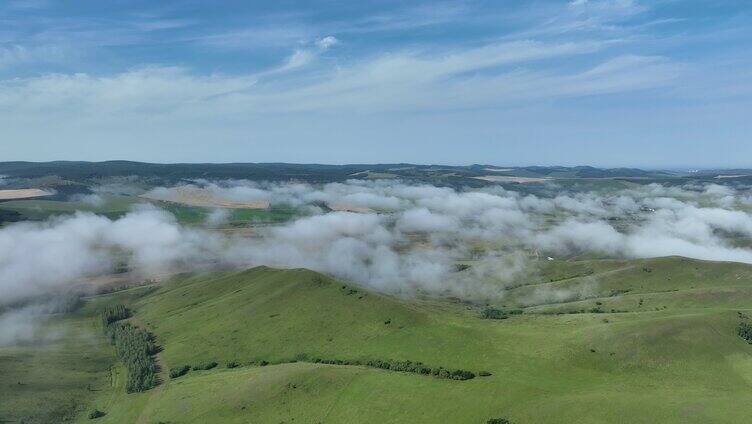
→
(316, 36, 338, 50)
(70, 193, 106, 207)
(5, 179, 752, 318)
(205, 208, 231, 227)
(396, 208, 458, 232)
(0, 206, 222, 306)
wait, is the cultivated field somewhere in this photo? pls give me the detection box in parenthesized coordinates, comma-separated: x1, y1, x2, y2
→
(0, 188, 51, 200)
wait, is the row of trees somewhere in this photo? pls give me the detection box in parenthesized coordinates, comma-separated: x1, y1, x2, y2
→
(100, 305, 158, 393)
(481, 307, 523, 320)
(168, 361, 219, 379)
(191, 361, 218, 370)
(202, 355, 480, 381)
(101, 304, 131, 327)
(309, 357, 476, 380)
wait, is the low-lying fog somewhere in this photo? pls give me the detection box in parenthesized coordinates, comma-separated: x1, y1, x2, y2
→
(3, 178, 752, 344)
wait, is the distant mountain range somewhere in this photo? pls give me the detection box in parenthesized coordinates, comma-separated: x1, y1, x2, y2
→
(0, 161, 748, 186)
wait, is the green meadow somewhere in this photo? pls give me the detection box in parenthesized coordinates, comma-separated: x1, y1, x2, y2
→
(0, 195, 299, 226)
(0, 195, 141, 221)
(3, 257, 752, 423)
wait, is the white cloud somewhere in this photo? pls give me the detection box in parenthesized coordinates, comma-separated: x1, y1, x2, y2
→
(316, 35, 338, 50)
(0, 38, 680, 127)
(280, 50, 314, 71)
(5, 179, 752, 311)
(0, 44, 70, 69)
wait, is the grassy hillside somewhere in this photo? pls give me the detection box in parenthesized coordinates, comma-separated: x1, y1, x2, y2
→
(0, 312, 115, 423)
(64, 258, 752, 423)
(3, 257, 752, 423)
(0, 195, 141, 221)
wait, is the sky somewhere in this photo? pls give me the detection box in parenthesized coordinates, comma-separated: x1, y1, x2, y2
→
(0, 0, 750, 168)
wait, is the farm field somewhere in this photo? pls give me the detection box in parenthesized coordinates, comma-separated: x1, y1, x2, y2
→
(0, 194, 299, 226)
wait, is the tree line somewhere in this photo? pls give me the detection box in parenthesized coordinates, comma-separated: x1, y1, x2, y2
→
(168, 355, 482, 382)
(100, 305, 159, 393)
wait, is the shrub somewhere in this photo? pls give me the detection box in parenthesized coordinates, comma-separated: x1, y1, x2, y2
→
(481, 307, 508, 320)
(487, 419, 511, 424)
(478, 371, 492, 377)
(226, 361, 240, 369)
(169, 365, 190, 378)
(191, 361, 218, 371)
(88, 410, 106, 419)
(450, 369, 475, 380)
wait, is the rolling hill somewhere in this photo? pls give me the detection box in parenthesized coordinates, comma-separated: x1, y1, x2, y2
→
(3, 257, 752, 423)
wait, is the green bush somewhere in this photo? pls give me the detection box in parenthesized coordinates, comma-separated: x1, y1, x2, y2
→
(169, 365, 190, 378)
(88, 409, 106, 419)
(226, 361, 240, 368)
(481, 307, 508, 320)
(487, 418, 511, 424)
(191, 361, 218, 371)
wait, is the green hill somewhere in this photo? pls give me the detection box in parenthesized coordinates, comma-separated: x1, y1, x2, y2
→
(4, 257, 752, 423)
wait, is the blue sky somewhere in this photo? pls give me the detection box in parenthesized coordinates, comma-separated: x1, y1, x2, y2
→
(0, 0, 750, 167)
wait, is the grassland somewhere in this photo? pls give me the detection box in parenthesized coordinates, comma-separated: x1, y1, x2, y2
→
(0, 195, 299, 226)
(0, 312, 115, 423)
(3, 257, 752, 423)
(0, 195, 141, 221)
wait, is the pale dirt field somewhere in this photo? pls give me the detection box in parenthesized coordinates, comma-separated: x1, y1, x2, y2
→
(473, 175, 550, 183)
(140, 186, 270, 209)
(0, 188, 52, 200)
(327, 203, 374, 213)
(483, 167, 513, 172)
(715, 174, 751, 179)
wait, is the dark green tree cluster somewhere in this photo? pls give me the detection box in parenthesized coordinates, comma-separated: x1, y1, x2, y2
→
(738, 322, 752, 343)
(103, 321, 158, 393)
(481, 307, 522, 320)
(487, 418, 512, 424)
(101, 304, 131, 327)
(309, 357, 475, 380)
(169, 365, 190, 379)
